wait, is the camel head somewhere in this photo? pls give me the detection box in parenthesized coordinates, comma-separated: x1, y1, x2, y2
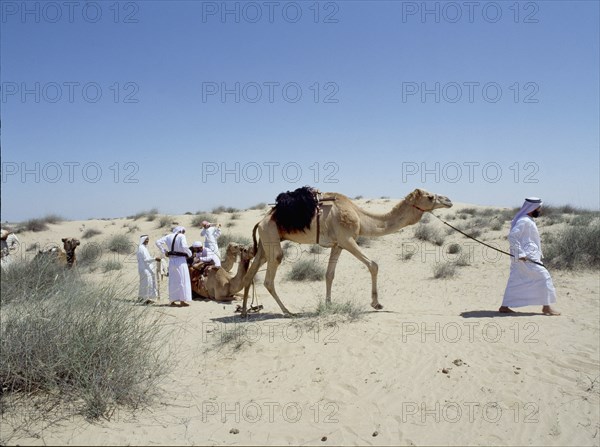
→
(62, 237, 81, 254)
(406, 189, 453, 212)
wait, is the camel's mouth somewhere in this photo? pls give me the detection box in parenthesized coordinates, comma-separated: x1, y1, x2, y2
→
(437, 196, 453, 208)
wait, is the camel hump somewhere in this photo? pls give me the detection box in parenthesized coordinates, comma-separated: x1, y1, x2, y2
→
(272, 186, 319, 233)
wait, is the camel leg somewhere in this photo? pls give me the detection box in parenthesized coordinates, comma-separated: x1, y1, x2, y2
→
(325, 245, 343, 305)
(339, 239, 381, 310)
(263, 256, 294, 317)
(240, 244, 266, 317)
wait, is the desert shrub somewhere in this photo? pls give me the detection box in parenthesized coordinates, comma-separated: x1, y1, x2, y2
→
(414, 224, 445, 246)
(21, 218, 49, 232)
(400, 250, 415, 261)
(248, 202, 267, 210)
(455, 252, 471, 267)
(129, 208, 159, 221)
(461, 208, 478, 216)
(544, 221, 600, 269)
(447, 243, 461, 254)
(42, 214, 64, 224)
(491, 221, 504, 231)
(82, 228, 102, 239)
(0, 258, 169, 424)
(230, 213, 240, 221)
(78, 243, 103, 267)
(311, 300, 365, 322)
(286, 260, 325, 281)
(102, 260, 123, 272)
(106, 234, 134, 255)
(353, 195, 364, 200)
(125, 224, 140, 234)
(156, 215, 173, 229)
(448, 221, 482, 239)
(570, 214, 598, 226)
(145, 210, 158, 222)
(432, 262, 457, 279)
(218, 233, 252, 250)
(211, 205, 240, 214)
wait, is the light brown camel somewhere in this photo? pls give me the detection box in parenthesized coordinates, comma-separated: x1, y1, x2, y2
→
(239, 188, 453, 317)
(220, 241, 244, 272)
(190, 243, 254, 302)
(35, 237, 81, 268)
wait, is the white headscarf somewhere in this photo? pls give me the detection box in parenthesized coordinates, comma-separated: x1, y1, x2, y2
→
(139, 234, 149, 246)
(511, 197, 542, 229)
(192, 241, 203, 248)
(172, 226, 185, 234)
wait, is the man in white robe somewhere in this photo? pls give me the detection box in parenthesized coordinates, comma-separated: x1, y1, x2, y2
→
(156, 226, 192, 307)
(1, 228, 20, 270)
(201, 221, 222, 258)
(500, 198, 560, 315)
(137, 235, 160, 304)
(191, 241, 221, 268)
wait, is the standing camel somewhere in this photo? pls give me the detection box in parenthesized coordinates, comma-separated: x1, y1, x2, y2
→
(240, 187, 452, 317)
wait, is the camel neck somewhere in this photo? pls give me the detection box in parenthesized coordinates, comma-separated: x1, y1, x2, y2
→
(358, 199, 423, 237)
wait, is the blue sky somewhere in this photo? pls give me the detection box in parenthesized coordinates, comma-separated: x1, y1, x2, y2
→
(1, 0, 599, 221)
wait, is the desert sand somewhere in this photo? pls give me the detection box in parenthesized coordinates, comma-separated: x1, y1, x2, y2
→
(2, 198, 599, 446)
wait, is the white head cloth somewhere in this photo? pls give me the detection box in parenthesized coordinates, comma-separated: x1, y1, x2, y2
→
(192, 241, 202, 248)
(511, 197, 542, 229)
(139, 234, 149, 246)
(172, 226, 185, 234)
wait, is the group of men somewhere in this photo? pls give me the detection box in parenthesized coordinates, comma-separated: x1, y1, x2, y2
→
(136, 221, 221, 307)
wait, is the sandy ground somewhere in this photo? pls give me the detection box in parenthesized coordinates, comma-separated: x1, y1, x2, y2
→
(2, 198, 599, 446)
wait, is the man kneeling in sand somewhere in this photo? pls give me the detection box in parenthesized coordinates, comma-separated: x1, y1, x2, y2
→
(500, 197, 560, 316)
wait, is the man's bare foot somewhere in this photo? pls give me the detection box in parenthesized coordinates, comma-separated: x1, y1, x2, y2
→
(180, 301, 190, 307)
(542, 305, 560, 316)
(499, 306, 515, 313)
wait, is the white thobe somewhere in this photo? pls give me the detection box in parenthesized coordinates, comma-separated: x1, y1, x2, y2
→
(201, 226, 221, 256)
(194, 247, 221, 267)
(502, 217, 556, 307)
(137, 244, 159, 299)
(1, 233, 20, 269)
(156, 233, 192, 302)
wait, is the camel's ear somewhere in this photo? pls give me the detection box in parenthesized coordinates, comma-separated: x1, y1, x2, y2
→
(75, 239, 80, 246)
(62, 238, 67, 243)
(405, 189, 420, 203)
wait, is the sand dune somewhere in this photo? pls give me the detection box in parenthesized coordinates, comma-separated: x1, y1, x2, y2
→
(2, 199, 598, 445)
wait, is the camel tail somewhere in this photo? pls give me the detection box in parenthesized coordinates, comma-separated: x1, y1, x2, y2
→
(252, 222, 260, 255)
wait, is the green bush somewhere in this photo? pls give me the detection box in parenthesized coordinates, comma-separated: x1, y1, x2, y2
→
(82, 228, 102, 239)
(286, 260, 325, 281)
(432, 262, 457, 279)
(102, 260, 123, 272)
(106, 234, 134, 255)
(544, 221, 600, 269)
(0, 258, 169, 423)
(414, 224, 445, 246)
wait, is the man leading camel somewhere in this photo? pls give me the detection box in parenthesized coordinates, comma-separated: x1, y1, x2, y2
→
(500, 197, 560, 316)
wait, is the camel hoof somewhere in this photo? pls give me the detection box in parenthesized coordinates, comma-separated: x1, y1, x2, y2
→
(371, 303, 384, 310)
